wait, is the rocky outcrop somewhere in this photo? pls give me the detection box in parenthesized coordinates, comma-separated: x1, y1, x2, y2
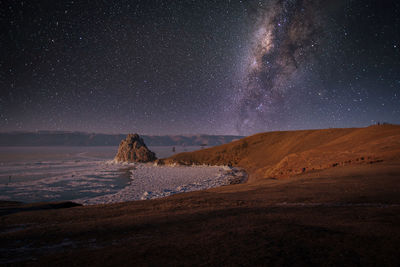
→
(114, 134, 157, 163)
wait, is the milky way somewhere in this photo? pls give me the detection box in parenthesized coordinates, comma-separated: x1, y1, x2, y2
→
(234, 0, 323, 134)
(2, 0, 400, 135)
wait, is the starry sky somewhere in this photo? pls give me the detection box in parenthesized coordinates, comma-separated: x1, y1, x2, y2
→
(1, 0, 399, 135)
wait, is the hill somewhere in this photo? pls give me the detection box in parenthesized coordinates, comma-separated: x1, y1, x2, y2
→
(2, 125, 400, 265)
(165, 125, 400, 182)
(0, 131, 242, 146)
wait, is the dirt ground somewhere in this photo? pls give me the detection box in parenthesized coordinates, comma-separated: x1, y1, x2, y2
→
(1, 126, 400, 266)
(1, 161, 400, 266)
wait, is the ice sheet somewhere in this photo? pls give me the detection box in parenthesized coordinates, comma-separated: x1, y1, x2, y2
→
(76, 164, 246, 205)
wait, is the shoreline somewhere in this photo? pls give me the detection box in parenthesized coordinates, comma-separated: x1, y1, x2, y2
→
(75, 163, 248, 205)
(1, 157, 248, 206)
(1, 125, 400, 266)
(0, 164, 248, 214)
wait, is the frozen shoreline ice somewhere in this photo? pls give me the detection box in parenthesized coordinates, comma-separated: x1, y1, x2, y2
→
(0, 149, 246, 204)
(75, 163, 246, 205)
(0, 159, 129, 203)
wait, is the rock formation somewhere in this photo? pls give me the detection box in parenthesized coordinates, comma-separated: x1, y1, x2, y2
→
(114, 134, 157, 163)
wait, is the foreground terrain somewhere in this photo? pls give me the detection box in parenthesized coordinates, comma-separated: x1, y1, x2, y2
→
(1, 125, 400, 266)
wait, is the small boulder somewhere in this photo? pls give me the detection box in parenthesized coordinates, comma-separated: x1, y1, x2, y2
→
(154, 159, 165, 166)
(114, 134, 156, 163)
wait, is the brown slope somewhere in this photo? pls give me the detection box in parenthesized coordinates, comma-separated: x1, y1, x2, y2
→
(2, 162, 400, 266)
(164, 125, 400, 183)
(2, 126, 400, 266)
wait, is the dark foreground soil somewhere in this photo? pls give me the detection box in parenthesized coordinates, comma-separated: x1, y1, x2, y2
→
(1, 161, 400, 266)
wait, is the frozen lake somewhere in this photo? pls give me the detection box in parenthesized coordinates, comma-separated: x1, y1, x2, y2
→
(0, 146, 245, 204)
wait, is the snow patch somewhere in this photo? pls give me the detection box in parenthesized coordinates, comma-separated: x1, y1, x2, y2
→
(76, 164, 246, 205)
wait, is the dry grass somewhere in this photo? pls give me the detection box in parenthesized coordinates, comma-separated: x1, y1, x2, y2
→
(165, 125, 400, 182)
(1, 125, 400, 266)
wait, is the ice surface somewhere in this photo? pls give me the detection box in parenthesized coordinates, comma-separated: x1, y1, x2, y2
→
(0, 146, 246, 204)
(0, 159, 129, 203)
(76, 164, 246, 205)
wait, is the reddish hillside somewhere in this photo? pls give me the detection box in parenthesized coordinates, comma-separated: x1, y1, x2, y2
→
(2, 125, 400, 266)
(165, 125, 400, 182)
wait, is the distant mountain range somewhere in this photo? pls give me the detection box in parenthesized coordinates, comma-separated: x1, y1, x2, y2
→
(0, 131, 244, 147)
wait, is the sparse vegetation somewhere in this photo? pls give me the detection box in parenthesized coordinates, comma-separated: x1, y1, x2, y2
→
(2, 125, 400, 266)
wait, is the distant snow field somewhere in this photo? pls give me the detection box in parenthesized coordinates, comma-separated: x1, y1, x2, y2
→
(76, 163, 246, 205)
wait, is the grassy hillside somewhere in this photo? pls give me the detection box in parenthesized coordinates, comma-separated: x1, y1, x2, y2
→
(165, 125, 400, 182)
(2, 125, 400, 265)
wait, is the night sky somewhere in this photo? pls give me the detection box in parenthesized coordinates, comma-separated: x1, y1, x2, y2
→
(1, 0, 399, 135)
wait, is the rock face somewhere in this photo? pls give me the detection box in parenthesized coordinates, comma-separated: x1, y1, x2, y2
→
(114, 134, 157, 163)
